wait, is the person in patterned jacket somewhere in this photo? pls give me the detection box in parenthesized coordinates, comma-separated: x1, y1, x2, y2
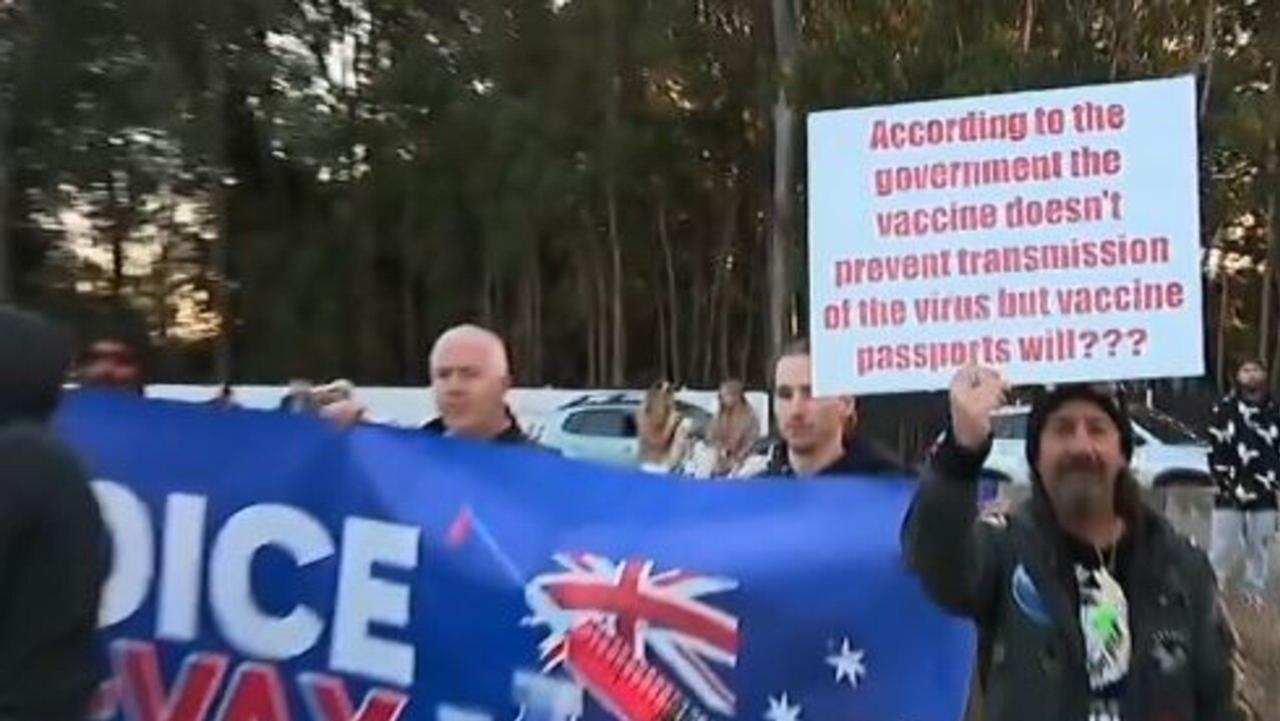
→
(1207, 359, 1280, 606)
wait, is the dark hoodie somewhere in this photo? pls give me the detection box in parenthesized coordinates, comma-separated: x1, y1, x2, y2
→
(763, 434, 904, 477)
(0, 307, 106, 721)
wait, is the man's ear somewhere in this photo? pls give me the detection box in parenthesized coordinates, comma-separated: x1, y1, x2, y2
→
(842, 396, 858, 434)
(840, 395, 857, 417)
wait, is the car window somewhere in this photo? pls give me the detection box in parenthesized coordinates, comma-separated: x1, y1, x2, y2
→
(992, 413, 1028, 440)
(563, 409, 633, 438)
(1128, 406, 1203, 445)
(674, 402, 712, 431)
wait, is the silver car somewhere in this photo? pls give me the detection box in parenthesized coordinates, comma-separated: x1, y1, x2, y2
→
(536, 393, 713, 467)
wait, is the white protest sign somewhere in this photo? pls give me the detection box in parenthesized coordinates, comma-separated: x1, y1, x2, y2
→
(807, 75, 1203, 395)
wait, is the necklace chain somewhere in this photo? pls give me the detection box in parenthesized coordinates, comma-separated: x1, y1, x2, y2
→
(1094, 543, 1119, 574)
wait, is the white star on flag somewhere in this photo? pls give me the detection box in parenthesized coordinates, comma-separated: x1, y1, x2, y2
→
(826, 638, 867, 688)
(764, 693, 802, 721)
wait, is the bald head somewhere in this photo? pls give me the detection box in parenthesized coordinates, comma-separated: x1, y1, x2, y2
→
(430, 325, 510, 377)
(429, 324, 513, 438)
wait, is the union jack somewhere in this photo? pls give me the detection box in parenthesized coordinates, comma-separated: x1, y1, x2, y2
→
(524, 553, 740, 716)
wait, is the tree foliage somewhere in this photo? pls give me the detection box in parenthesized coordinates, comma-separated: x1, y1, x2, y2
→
(2, 0, 1276, 392)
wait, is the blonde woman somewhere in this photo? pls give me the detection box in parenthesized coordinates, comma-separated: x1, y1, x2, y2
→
(636, 381, 691, 473)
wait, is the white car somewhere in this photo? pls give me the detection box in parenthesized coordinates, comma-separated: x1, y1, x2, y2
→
(536, 393, 713, 467)
(979, 404, 1212, 488)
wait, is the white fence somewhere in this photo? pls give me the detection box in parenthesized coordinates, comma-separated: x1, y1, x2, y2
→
(145, 384, 772, 436)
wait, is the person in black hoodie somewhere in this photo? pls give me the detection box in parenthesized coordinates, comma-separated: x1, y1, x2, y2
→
(759, 338, 901, 477)
(0, 306, 107, 721)
(1207, 358, 1280, 606)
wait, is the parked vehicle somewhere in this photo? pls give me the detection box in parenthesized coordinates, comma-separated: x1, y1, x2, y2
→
(537, 393, 713, 467)
(977, 404, 1211, 488)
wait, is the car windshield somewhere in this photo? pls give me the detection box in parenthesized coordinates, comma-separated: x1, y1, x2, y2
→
(562, 400, 711, 438)
(1129, 406, 1204, 445)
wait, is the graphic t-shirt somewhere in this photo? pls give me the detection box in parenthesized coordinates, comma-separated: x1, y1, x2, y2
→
(1066, 536, 1132, 721)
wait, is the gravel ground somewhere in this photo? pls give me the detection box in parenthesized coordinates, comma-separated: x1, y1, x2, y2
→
(1161, 488, 1277, 720)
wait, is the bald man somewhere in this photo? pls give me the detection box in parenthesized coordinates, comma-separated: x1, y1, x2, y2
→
(422, 324, 531, 443)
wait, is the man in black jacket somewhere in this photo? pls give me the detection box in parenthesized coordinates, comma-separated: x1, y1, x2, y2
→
(0, 307, 107, 721)
(904, 365, 1234, 721)
(759, 338, 901, 477)
(1207, 359, 1279, 607)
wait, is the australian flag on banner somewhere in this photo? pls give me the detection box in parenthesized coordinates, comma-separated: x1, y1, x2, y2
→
(56, 392, 974, 721)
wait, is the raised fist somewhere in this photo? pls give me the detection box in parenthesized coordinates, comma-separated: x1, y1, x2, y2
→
(950, 365, 1008, 451)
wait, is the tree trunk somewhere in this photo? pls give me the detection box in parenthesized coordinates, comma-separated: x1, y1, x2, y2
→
(0, 82, 10, 303)
(718, 273, 732, 382)
(688, 262, 706, 385)
(356, 200, 380, 381)
(1108, 0, 1124, 79)
(738, 297, 755, 384)
(211, 184, 231, 384)
(707, 188, 739, 382)
(1261, 190, 1275, 369)
(0, 4, 24, 304)
(1020, 0, 1035, 54)
(400, 179, 419, 383)
(1267, 194, 1280, 392)
(531, 245, 544, 384)
(579, 208, 608, 388)
(108, 177, 126, 302)
(1105, 0, 1136, 80)
(517, 248, 540, 384)
(156, 190, 178, 348)
(593, 234, 610, 388)
(768, 0, 798, 369)
(657, 187, 681, 384)
(1265, 64, 1280, 392)
(400, 263, 418, 383)
(479, 252, 495, 327)
(1216, 275, 1230, 391)
(608, 185, 625, 386)
(0, 186, 9, 303)
(579, 254, 598, 388)
(656, 270, 668, 380)
(204, 9, 232, 385)
(604, 0, 626, 387)
(1198, 0, 1216, 120)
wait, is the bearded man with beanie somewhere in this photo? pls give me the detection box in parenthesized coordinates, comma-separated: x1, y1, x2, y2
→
(903, 366, 1237, 721)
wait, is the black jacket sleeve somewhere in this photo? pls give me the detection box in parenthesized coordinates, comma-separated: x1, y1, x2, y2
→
(1187, 552, 1238, 721)
(902, 431, 1004, 620)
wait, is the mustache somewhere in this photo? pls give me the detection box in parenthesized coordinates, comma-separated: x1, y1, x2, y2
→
(1051, 453, 1105, 478)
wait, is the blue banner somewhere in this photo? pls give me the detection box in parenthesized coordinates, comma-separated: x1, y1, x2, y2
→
(56, 391, 974, 721)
